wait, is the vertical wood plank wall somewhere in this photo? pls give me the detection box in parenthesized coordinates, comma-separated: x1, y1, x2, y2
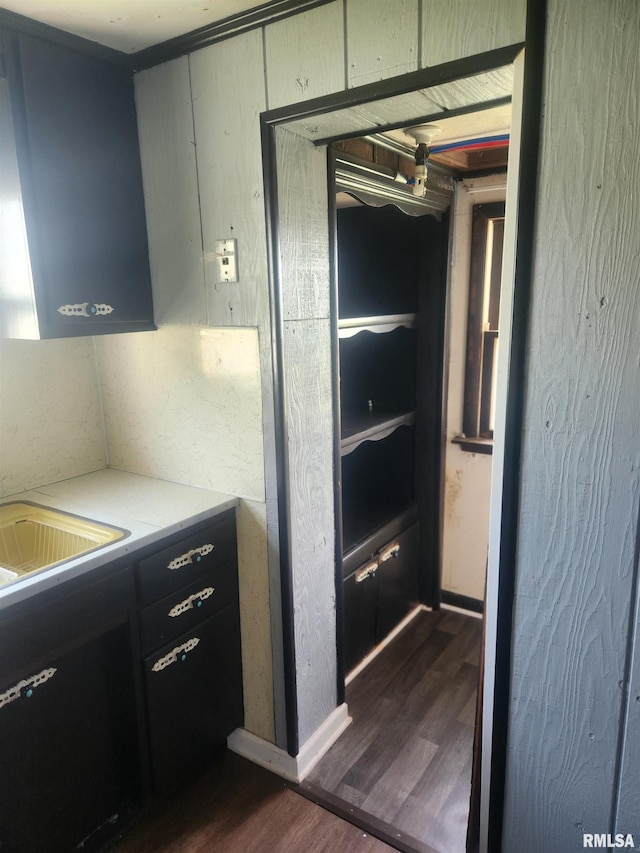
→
(133, 1, 640, 848)
(502, 1, 640, 850)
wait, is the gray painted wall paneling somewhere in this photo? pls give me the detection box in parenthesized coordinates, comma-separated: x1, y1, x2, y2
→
(265, 0, 345, 110)
(346, 0, 419, 87)
(189, 30, 269, 328)
(421, 0, 526, 67)
(282, 317, 337, 745)
(135, 57, 206, 326)
(282, 65, 512, 145)
(275, 129, 331, 321)
(504, 1, 640, 849)
(617, 501, 640, 836)
(427, 66, 513, 111)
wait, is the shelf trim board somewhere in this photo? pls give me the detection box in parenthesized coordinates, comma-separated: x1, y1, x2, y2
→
(340, 411, 416, 455)
(337, 313, 417, 338)
(342, 506, 418, 579)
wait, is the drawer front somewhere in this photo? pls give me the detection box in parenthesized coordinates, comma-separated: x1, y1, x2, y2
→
(136, 511, 235, 604)
(376, 523, 419, 642)
(143, 606, 243, 792)
(139, 562, 237, 655)
(0, 568, 132, 685)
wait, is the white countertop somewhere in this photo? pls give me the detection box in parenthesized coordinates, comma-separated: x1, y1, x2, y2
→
(0, 469, 238, 608)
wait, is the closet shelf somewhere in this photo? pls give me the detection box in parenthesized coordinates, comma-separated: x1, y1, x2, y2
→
(342, 499, 417, 556)
(338, 313, 417, 338)
(341, 411, 416, 455)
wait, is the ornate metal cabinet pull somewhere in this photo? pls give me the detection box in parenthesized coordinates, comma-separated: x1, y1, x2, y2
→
(167, 544, 214, 570)
(57, 302, 114, 317)
(355, 560, 378, 583)
(379, 541, 400, 562)
(0, 668, 57, 709)
(168, 587, 215, 618)
(152, 638, 200, 672)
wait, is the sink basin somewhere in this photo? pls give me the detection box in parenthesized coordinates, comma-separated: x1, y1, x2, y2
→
(0, 502, 127, 583)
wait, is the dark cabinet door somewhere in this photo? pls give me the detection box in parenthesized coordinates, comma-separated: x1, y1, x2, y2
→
(0, 626, 137, 853)
(376, 524, 419, 642)
(3, 31, 154, 338)
(143, 605, 243, 793)
(343, 560, 379, 673)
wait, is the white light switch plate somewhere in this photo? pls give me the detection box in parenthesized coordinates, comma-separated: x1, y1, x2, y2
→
(214, 238, 238, 283)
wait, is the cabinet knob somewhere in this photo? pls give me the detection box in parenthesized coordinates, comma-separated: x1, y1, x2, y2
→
(0, 668, 57, 710)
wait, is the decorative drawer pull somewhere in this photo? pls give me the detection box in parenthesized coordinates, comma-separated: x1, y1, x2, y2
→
(379, 542, 400, 562)
(355, 561, 378, 583)
(167, 544, 214, 570)
(0, 667, 57, 709)
(168, 587, 215, 617)
(152, 638, 200, 672)
(57, 302, 114, 317)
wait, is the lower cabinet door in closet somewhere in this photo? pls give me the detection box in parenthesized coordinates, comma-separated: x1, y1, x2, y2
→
(343, 558, 379, 673)
(143, 605, 243, 792)
(376, 524, 419, 641)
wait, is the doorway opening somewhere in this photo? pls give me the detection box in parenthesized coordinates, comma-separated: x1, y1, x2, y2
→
(261, 43, 537, 853)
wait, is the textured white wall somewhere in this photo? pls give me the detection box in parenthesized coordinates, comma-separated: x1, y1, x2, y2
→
(441, 176, 506, 601)
(96, 326, 264, 501)
(0, 337, 106, 497)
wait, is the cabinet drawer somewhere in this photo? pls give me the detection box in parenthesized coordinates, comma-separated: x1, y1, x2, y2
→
(139, 562, 237, 655)
(143, 606, 243, 792)
(0, 568, 132, 684)
(136, 511, 235, 604)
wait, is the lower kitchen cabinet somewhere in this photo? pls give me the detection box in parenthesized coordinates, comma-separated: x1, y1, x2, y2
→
(143, 605, 243, 792)
(0, 573, 138, 853)
(133, 508, 243, 795)
(343, 523, 419, 674)
(0, 507, 243, 851)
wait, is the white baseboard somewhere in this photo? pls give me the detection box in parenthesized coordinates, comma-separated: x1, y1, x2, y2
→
(440, 602, 483, 619)
(227, 702, 351, 783)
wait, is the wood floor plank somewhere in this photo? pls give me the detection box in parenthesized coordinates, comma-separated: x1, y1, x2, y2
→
(347, 610, 445, 718)
(380, 628, 453, 705)
(417, 662, 479, 743)
(392, 717, 473, 843)
(457, 685, 480, 727)
(308, 695, 397, 790)
(307, 610, 482, 853)
(359, 734, 438, 822)
(429, 618, 482, 677)
(342, 711, 421, 794)
(108, 751, 397, 853)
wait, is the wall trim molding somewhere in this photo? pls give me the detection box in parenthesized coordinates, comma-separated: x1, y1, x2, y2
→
(131, 0, 333, 70)
(227, 702, 351, 782)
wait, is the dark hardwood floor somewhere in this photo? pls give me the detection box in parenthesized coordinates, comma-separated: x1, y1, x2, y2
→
(108, 609, 480, 853)
(303, 608, 483, 853)
(108, 750, 397, 853)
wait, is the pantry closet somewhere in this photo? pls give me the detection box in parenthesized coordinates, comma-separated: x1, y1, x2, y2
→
(331, 149, 451, 674)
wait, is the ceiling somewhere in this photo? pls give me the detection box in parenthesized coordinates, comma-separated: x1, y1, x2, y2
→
(3, 0, 511, 166)
(0, 0, 278, 53)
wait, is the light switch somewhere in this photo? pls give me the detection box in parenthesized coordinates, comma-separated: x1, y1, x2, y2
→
(214, 238, 238, 283)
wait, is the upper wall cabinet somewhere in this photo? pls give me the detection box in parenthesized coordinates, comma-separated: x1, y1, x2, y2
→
(0, 31, 154, 339)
